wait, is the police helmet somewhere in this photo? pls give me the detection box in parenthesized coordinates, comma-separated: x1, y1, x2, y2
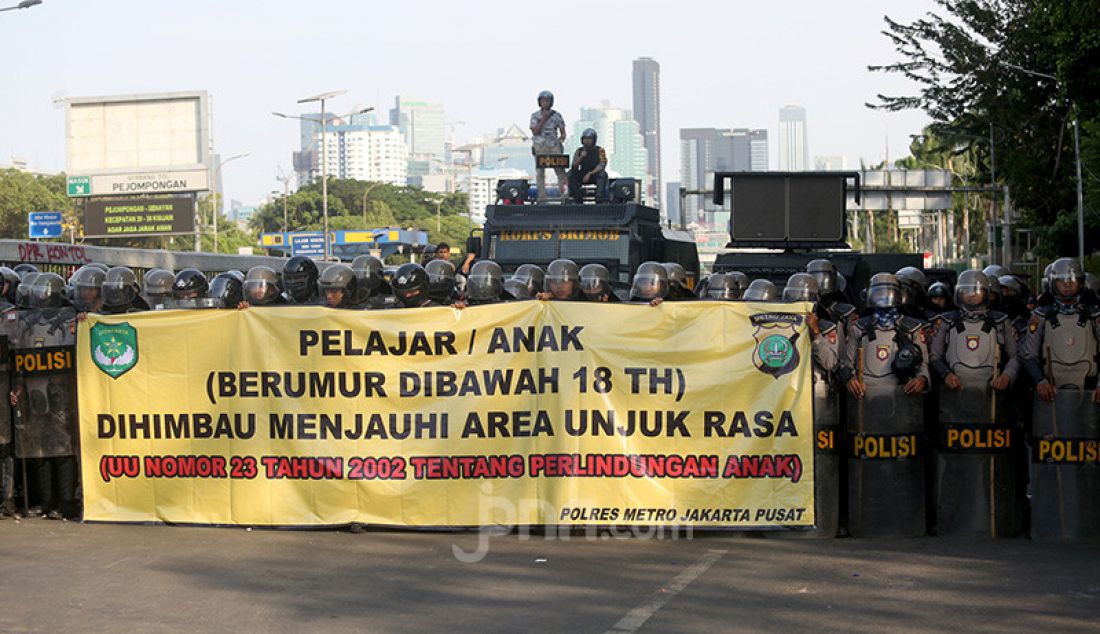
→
(726, 271, 750, 298)
(545, 259, 580, 299)
(142, 269, 174, 307)
(806, 259, 838, 295)
(998, 275, 1024, 297)
(467, 260, 504, 303)
(511, 264, 545, 297)
(425, 259, 457, 303)
(662, 263, 688, 289)
(243, 266, 280, 305)
(0, 266, 19, 302)
(782, 273, 820, 302)
(282, 256, 319, 303)
(29, 272, 67, 309)
(705, 273, 739, 300)
(743, 279, 779, 302)
(982, 264, 1010, 279)
(927, 281, 951, 300)
(172, 268, 209, 301)
(581, 128, 597, 144)
(69, 265, 107, 311)
(537, 90, 554, 106)
(1084, 272, 1099, 295)
(205, 272, 244, 309)
(630, 261, 668, 300)
(318, 263, 357, 308)
(351, 255, 384, 303)
(954, 269, 991, 311)
(1048, 257, 1084, 300)
(15, 272, 39, 308)
(391, 262, 430, 307)
(503, 277, 531, 300)
(87, 262, 110, 273)
(895, 266, 927, 307)
(13, 263, 38, 280)
(103, 266, 140, 308)
(867, 273, 901, 309)
(579, 263, 611, 300)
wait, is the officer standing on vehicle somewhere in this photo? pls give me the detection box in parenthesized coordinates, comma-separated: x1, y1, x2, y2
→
(568, 128, 608, 203)
(530, 90, 567, 202)
(929, 269, 1021, 537)
(10, 273, 79, 519)
(1019, 257, 1100, 541)
(841, 273, 930, 537)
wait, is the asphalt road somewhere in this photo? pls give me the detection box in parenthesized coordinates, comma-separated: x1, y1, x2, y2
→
(1, 521, 1098, 633)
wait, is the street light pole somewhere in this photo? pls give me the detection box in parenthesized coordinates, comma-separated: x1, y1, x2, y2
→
(295, 90, 346, 260)
(1000, 61, 1086, 265)
(210, 152, 249, 252)
(361, 182, 383, 223)
(0, 0, 42, 12)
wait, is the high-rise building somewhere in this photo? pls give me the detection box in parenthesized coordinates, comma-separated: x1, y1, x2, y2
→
(679, 128, 768, 219)
(665, 181, 682, 227)
(566, 104, 648, 182)
(632, 57, 662, 208)
(778, 105, 809, 171)
(314, 121, 408, 186)
(390, 96, 445, 162)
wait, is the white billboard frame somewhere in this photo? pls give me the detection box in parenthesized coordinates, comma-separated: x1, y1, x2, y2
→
(64, 91, 211, 178)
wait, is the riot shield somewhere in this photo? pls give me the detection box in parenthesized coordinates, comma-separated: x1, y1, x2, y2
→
(1030, 389, 1100, 542)
(0, 334, 10, 446)
(847, 381, 925, 537)
(13, 308, 78, 459)
(935, 382, 1020, 537)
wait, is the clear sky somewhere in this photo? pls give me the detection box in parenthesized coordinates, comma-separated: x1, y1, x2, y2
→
(0, 0, 935, 206)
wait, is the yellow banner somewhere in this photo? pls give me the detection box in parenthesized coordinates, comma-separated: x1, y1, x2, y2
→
(78, 302, 814, 528)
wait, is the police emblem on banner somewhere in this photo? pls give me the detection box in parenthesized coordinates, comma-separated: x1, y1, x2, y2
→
(966, 334, 980, 351)
(749, 312, 802, 378)
(90, 322, 138, 379)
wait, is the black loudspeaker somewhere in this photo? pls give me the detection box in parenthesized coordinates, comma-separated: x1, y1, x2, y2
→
(716, 172, 856, 247)
(496, 179, 529, 204)
(609, 178, 639, 203)
(787, 175, 846, 242)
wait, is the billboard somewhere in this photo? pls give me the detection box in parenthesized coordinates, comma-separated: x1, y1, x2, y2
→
(83, 196, 195, 238)
(67, 170, 209, 198)
(65, 91, 210, 176)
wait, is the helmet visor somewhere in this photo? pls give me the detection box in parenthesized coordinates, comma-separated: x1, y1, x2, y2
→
(631, 274, 665, 300)
(868, 286, 898, 309)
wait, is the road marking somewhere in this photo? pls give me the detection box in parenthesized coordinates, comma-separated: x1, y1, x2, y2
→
(606, 549, 727, 633)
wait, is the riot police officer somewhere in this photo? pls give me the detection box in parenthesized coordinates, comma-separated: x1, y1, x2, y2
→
(539, 259, 581, 301)
(101, 267, 149, 314)
(0, 267, 16, 517)
(842, 273, 930, 537)
(462, 260, 506, 306)
(69, 265, 106, 314)
(1020, 257, 1100, 541)
(142, 269, 175, 310)
(172, 269, 209, 308)
(629, 261, 668, 305)
(315, 264, 358, 309)
(350, 255, 388, 309)
(509, 264, 545, 299)
(205, 272, 244, 309)
(391, 262, 436, 308)
(929, 269, 1021, 537)
(742, 279, 778, 302)
(927, 281, 953, 315)
(807, 259, 857, 330)
(425, 259, 457, 305)
(281, 256, 319, 305)
(240, 266, 286, 308)
(579, 263, 620, 302)
(662, 263, 695, 300)
(10, 273, 79, 519)
(702, 273, 739, 301)
(785, 272, 843, 537)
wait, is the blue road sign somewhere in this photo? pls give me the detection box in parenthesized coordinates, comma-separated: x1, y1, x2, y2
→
(289, 232, 326, 258)
(28, 211, 63, 238)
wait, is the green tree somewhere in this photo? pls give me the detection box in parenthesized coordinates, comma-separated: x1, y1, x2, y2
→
(870, 0, 1099, 256)
(0, 170, 74, 239)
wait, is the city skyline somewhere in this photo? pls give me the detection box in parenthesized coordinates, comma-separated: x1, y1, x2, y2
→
(0, 0, 935, 208)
